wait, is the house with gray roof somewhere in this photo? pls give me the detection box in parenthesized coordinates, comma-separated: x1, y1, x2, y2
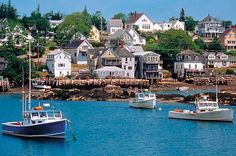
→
(109, 28, 146, 46)
(114, 47, 135, 78)
(63, 38, 94, 64)
(203, 51, 229, 68)
(174, 50, 205, 78)
(107, 19, 123, 34)
(195, 15, 225, 40)
(46, 49, 71, 77)
(134, 51, 163, 80)
(94, 66, 126, 79)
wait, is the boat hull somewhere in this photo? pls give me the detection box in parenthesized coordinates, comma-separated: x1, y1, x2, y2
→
(129, 99, 156, 109)
(33, 85, 51, 89)
(169, 109, 234, 122)
(2, 119, 67, 138)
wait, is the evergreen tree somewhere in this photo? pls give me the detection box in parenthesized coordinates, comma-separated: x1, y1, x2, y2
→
(208, 37, 224, 51)
(179, 8, 185, 22)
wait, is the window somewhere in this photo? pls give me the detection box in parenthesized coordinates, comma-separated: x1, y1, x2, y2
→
(189, 64, 191, 69)
(195, 64, 197, 69)
(128, 66, 132, 70)
(74, 53, 77, 56)
(124, 65, 126, 69)
(39, 112, 47, 118)
(58, 63, 65, 67)
(82, 45, 88, 51)
(125, 58, 128, 62)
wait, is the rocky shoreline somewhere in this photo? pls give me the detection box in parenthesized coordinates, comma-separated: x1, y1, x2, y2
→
(4, 83, 236, 105)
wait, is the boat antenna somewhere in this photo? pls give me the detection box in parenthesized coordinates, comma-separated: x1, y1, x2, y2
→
(28, 38, 32, 111)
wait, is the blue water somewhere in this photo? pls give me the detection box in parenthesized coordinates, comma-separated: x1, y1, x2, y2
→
(0, 94, 236, 156)
(155, 89, 215, 96)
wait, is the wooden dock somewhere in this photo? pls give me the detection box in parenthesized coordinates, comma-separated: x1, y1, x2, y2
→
(45, 79, 150, 89)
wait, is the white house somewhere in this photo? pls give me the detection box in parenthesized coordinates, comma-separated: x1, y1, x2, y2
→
(125, 12, 154, 32)
(161, 20, 185, 31)
(49, 19, 64, 28)
(94, 66, 126, 79)
(114, 47, 135, 78)
(204, 52, 229, 68)
(174, 50, 204, 78)
(107, 19, 123, 34)
(153, 22, 163, 31)
(63, 39, 94, 64)
(46, 49, 71, 77)
(126, 28, 146, 45)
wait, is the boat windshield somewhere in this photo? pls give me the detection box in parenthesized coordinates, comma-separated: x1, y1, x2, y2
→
(54, 111, 62, 118)
(39, 112, 47, 118)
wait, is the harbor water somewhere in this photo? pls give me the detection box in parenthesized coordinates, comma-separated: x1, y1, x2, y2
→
(0, 94, 236, 156)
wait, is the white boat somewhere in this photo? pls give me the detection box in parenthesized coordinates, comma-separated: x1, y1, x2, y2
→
(176, 86, 189, 91)
(33, 84, 51, 89)
(169, 95, 234, 122)
(32, 81, 51, 89)
(129, 90, 156, 109)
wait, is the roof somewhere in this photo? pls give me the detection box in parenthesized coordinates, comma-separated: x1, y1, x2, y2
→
(126, 13, 143, 23)
(134, 51, 160, 56)
(219, 28, 232, 38)
(126, 27, 145, 39)
(114, 47, 135, 57)
(47, 49, 70, 56)
(199, 15, 221, 24)
(0, 18, 7, 23)
(126, 45, 144, 53)
(63, 39, 92, 49)
(178, 50, 200, 55)
(108, 19, 123, 27)
(49, 19, 64, 25)
(94, 66, 125, 72)
(110, 29, 132, 39)
(231, 26, 236, 29)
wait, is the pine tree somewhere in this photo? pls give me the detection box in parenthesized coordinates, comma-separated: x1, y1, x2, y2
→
(179, 8, 185, 22)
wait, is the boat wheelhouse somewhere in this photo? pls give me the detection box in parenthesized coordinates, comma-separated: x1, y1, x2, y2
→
(129, 90, 156, 109)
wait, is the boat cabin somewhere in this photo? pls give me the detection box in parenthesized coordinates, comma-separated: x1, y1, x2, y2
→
(135, 92, 156, 101)
(23, 108, 63, 125)
(195, 95, 219, 111)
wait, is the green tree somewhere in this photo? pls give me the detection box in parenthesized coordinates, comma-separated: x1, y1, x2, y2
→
(145, 30, 200, 68)
(91, 11, 106, 31)
(222, 20, 232, 29)
(113, 12, 127, 23)
(185, 16, 198, 31)
(21, 6, 50, 36)
(208, 37, 224, 51)
(194, 38, 207, 50)
(179, 8, 185, 22)
(55, 12, 92, 45)
(0, 0, 18, 19)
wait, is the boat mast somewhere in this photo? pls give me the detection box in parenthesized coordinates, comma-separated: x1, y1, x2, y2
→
(22, 66, 25, 120)
(215, 69, 218, 103)
(28, 39, 31, 111)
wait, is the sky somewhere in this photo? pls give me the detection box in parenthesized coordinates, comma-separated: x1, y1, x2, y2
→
(1, 0, 236, 24)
